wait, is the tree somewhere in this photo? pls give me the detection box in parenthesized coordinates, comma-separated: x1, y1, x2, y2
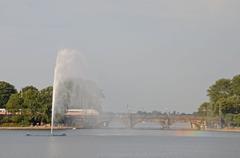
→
(38, 86, 53, 124)
(5, 93, 25, 125)
(21, 86, 39, 108)
(198, 102, 211, 116)
(21, 86, 40, 126)
(218, 96, 240, 115)
(6, 93, 23, 113)
(0, 81, 17, 108)
(21, 86, 38, 94)
(197, 74, 240, 127)
(231, 75, 240, 96)
(0, 83, 54, 126)
(207, 79, 232, 103)
(207, 79, 232, 116)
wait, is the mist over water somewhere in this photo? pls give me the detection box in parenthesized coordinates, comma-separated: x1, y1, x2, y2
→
(51, 49, 103, 129)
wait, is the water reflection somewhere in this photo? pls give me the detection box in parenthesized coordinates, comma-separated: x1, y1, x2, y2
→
(0, 129, 240, 158)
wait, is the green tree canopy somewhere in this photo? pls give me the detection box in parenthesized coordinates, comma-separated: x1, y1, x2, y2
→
(198, 74, 240, 127)
(217, 96, 240, 115)
(0, 83, 54, 126)
(0, 81, 17, 108)
(21, 86, 40, 125)
(21, 86, 38, 94)
(207, 79, 232, 103)
(21, 86, 39, 109)
(198, 102, 211, 116)
(231, 75, 240, 96)
(38, 86, 53, 123)
(6, 93, 23, 112)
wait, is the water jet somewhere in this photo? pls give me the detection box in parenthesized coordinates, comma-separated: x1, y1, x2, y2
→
(50, 49, 103, 134)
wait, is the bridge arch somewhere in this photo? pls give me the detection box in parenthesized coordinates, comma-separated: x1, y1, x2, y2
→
(169, 121, 192, 129)
(133, 121, 164, 129)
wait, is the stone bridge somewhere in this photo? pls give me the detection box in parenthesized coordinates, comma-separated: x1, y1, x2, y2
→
(98, 114, 210, 130)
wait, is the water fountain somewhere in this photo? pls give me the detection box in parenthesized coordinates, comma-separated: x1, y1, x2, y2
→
(27, 49, 103, 136)
(50, 49, 103, 135)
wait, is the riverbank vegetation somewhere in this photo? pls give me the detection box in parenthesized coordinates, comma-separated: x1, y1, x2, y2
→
(0, 81, 52, 126)
(1, 73, 240, 128)
(197, 74, 240, 127)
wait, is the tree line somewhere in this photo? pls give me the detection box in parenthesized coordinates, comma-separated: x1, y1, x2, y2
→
(197, 74, 240, 127)
(0, 81, 52, 127)
(2, 73, 240, 128)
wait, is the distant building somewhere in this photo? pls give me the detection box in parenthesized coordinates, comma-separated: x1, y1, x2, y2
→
(65, 109, 99, 116)
(0, 108, 12, 116)
(0, 109, 7, 115)
(64, 109, 99, 128)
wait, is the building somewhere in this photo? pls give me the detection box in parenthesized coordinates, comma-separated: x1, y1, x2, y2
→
(0, 108, 12, 116)
(0, 109, 7, 115)
(64, 109, 99, 128)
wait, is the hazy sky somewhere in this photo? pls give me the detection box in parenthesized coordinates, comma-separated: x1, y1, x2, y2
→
(0, 0, 240, 113)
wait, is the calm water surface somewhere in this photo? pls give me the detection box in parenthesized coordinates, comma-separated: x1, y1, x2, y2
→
(0, 129, 239, 158)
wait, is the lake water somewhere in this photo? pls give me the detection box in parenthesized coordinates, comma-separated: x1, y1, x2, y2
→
(0, 129, 239, 158)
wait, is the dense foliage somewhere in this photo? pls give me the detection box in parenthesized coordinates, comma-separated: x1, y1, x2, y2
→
(0, 81, 52, 127)
(0, 81, 17, 108)
(198, 74, 240, 127)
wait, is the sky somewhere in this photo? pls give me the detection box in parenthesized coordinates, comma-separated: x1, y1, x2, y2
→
(0, 0, 240, 113)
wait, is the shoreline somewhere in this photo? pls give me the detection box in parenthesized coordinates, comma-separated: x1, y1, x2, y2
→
(205, 128, 240, 133)
(0, 127, 71, 130)
(0, 127, 240, 133)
